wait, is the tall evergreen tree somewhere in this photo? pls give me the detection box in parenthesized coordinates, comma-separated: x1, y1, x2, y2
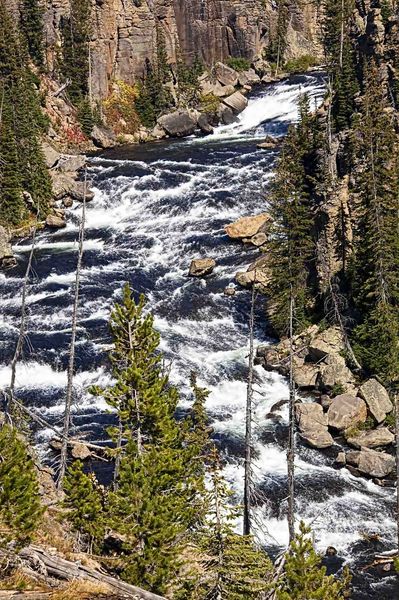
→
(59, 0, 91, 103)
(0, 0, 51, 226)
(349, 63, 399, 382)
(267, 95, 317, 335)
(93, 284, 203, 593)
(0, 425, 43, 546)
(20, 0, 45, 67)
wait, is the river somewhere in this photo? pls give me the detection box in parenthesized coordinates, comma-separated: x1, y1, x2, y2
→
(0, 73, 397, 599)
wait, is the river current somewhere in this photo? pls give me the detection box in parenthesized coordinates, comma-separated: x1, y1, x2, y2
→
(0, 73, 397, 599)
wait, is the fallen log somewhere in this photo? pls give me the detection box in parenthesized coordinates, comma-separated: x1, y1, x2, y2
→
(18, 546, 166, 600)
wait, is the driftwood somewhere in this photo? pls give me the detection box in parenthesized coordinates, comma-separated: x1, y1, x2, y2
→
(52, 80, 71, 98)
(17, 546, 166, 600)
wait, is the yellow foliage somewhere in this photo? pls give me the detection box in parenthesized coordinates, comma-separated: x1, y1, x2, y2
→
(102, 80, 140, 135)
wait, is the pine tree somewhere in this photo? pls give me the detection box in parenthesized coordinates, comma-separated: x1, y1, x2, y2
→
(0, 0, 51, 226)
(276, 521, 350, 599)
(93, 284, 201, 593)
(20, 0, 45, 67)
(63, 460, 105, 552)
(59, 0, 91, 103)
(267, 95, 317, 335)
(349, 63, 399, 382)
(266, 0, 289, 72)
(185, 447, 272, 599)
(0, 425, 43, 546)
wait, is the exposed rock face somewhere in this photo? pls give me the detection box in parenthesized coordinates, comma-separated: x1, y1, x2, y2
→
(235, 255, 270, 290)
(296, 402, 334, 449)
(225, 213, 270, 239)
(39, 0, 321, 101)
(189, 258, 216, 277)
(359, 379, 394, 424)
(327, 395, 368, 431)
(346, 448, 395, 479)
(215, 62, 239, 87)
(346, 427, 394, 449)
(0, 226, 16, 269)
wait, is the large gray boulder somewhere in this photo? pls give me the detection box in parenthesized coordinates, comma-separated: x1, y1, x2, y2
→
(346, 448, 395, 478)
(318, 354, 355, 390)
(225, 213, 270, 239)
(57, 154, 86, 174)
(359, 379, 393, 423)
(346, 427, 394, 449)
(296, 402, 334, 449)
(308, 327, 345, 361)
(42, 142, 60, 169)
(189, 258, 216, 277)
(222, 91, 248, 114)
(51, 173, 94, 202)
(214, 62, 239, 87)
(91, 124, 117, 149)
(238, 69, 261, 86)
(293, 363, 320, 388)
(46, 214, 66, 229)
(0, 226, 16, 268)
(218, 104, 236, 125)
(235, 255, 270, 290)
(327, 394, 367, 431)
(158, 111, 197, 138)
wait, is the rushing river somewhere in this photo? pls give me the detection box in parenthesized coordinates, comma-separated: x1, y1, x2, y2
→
(0, 73, 397, 599)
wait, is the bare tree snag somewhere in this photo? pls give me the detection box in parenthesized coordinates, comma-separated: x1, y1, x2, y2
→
(58, 170, 87, 488)
(287, 289, 295, 543)
(243, 283, 256, 536)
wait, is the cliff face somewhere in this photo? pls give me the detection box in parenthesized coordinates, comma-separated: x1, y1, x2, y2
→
(41, 0, 321, 100)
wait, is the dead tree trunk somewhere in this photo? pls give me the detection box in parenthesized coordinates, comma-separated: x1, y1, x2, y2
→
(287, 290, 295, 543)
(58, 171, 87, 488)
(6, 217, 38, 425)
(243, 284, 256, 536)
(396, 393, 399, 552)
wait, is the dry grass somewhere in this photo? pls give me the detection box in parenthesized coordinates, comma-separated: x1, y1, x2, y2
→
(35, 508, 76, 556)
(0, 568, 49, 592)
(49, 580, 112, 600)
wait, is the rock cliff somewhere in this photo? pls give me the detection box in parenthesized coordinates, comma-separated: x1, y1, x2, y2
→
(39, 0, 321, 100)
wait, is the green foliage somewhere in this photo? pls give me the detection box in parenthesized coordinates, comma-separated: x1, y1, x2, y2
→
(176, 55, 203, 106)
(59, 0, 91, 103)
(265, 0, 289, 68)
(348, 64, 399, 383)
(0, 425, 43, 546)
(19, 0, 44, 67)
(276, 522, 351, 599)
(284, 55, 319, 74)
(226, 57, 251, 72)
(92, 284, 205, 593)
(199, 92, 220, 115)
(0, 1, 52, 227)
(331, 383, 345, 397)
(63, 461, 105, 552)
(267, 94, 319, 335)
(77, 98, 96, 136)
(179, 447, 272, 599)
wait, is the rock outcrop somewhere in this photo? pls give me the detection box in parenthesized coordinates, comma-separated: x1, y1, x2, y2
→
(359, 379, 394, 424)
(346, 427, 394, 449)
(346, 448, 395, 479)
(158, 110, 198, 137)
(327, 395, 368, 431)
(0, 226, 16, 269)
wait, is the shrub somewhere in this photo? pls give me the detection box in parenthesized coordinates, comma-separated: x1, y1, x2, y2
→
(283, 55, 319, 74)
(102, 80, 140, 135)
(226, 57, 251, 72)
(199, 93, 220, 115)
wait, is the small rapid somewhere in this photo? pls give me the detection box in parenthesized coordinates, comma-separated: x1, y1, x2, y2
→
(0, 73, 396, 599)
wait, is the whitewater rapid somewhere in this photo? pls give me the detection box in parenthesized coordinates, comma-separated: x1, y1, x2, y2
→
(0, 73, 396, 599)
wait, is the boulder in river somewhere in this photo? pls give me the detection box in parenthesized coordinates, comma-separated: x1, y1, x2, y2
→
(327, 394, 367, 431)
(189, 258, 216, 277)
(222, 91, 248, 114)
(57, 154, 86, 174)
(158, 110, 197, 138)
(91, 124, 117, 149)
(197, 113, 214, 135)
(42, 142, 60, 169)
(218, 104, 236, 125)
(257, 135, 280, 150)
(70, 442, 92, 460)
(0, 226, 16, 269)
(346, 427, 394, 449)
(238, 69, 261, 87)
(46, 214, 67, 229)
(225, 213, 271, 239)
(296, 402, 334, 448)
(235, 255, 270, 290)
(359, 379, 393, 423)
(346, 448, 395, 478)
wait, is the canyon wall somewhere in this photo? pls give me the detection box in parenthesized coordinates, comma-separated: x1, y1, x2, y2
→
(39, 0, 321, 99)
